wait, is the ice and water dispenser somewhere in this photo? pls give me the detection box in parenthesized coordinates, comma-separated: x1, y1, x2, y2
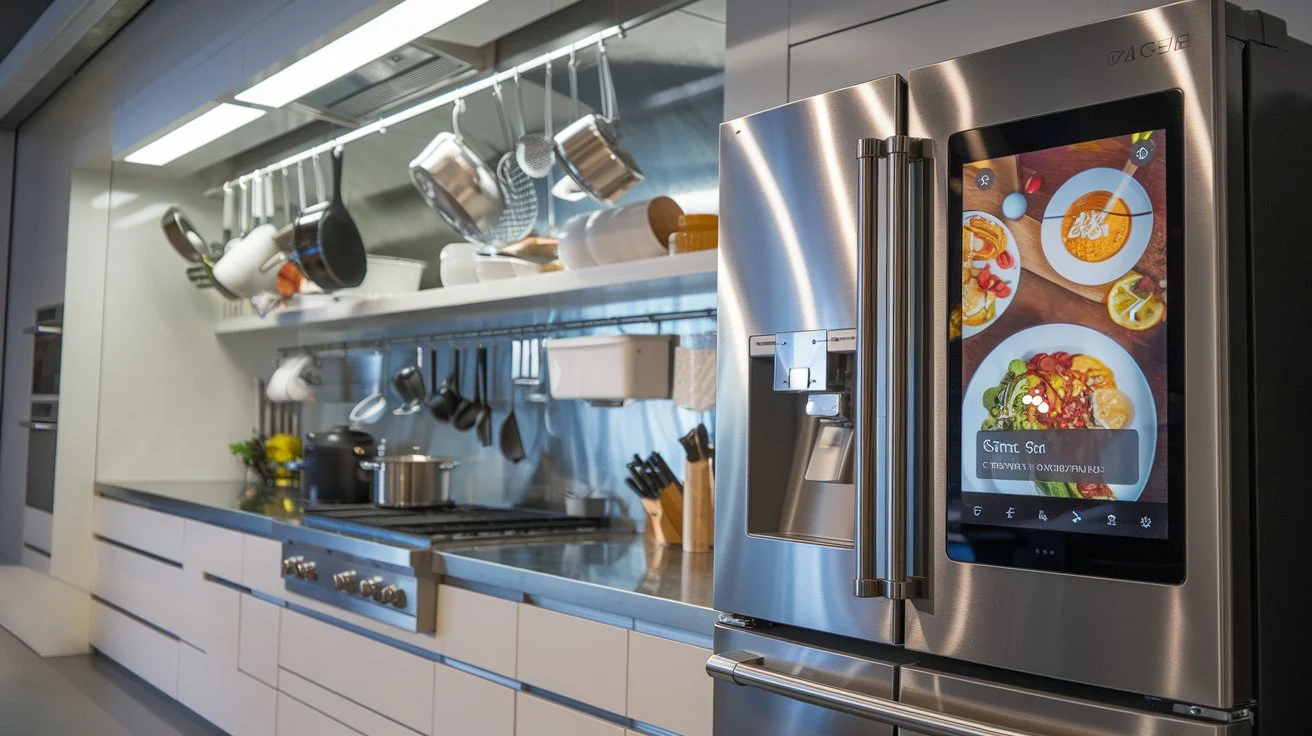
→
(745, 327, 859, 545)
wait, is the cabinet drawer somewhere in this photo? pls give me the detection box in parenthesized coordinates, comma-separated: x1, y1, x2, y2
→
(93, 539, 185, 636)
(178, 643, 276, 736)
(433, 663, 515, 736)
(626, 632, 713, 736)
(178, 575, 240, 665)
(239, 594, 280, 687)
(90, 600, 179, 698)
(241, 533, 284, 598)
(184, 520, 243, 582)
(434, 585, 518, 677)
(277, 692, 363, 736)
(514, 692, 624, 736)
(94, 497, 185, 562)
(279, 608, 435, 734)
(279, 668, 424, 736)
(517, 605, 627, 715)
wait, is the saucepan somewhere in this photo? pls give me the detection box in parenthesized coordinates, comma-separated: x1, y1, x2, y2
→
(554, 41, 643, 204)
(410, 97, 503, 242)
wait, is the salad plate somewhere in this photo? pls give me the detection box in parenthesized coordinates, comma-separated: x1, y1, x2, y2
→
(962, 323, 1157, 501)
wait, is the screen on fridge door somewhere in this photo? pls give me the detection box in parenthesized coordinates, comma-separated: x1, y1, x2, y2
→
(947, 93, 1184, 582)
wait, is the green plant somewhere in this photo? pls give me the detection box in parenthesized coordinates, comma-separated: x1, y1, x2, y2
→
(229, 434, 275, 484)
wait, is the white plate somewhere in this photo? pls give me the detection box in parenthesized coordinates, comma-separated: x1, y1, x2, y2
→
(961, 323, 1157, 501)
(961, 211, 1021, 339)
(1041, 167, 1153, 285)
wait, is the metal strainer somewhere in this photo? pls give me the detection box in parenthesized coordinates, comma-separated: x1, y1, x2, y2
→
(516, 66, 555, 179)
(481, 77, 539, 245)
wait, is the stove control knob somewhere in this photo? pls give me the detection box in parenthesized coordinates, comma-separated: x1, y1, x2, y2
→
(295, 561, 318, 580)
(359, 577, 383, 597)
(281, 556, 304, 575)
(387, 587, 407, 608)
(332, 571, 358, 592)
(375, 585, 404, 606)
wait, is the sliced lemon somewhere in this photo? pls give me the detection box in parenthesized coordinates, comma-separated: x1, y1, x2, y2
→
(1092, 388, 1135, 430)
(1107, 272, 1165, 331)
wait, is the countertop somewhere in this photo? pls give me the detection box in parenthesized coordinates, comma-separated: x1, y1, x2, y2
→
(96, 481, 716, 634)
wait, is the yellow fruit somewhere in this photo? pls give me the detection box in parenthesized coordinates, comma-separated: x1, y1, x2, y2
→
(1092, 388, 1135, 430)
(265, 433, 301, 464)
(1107, 272, 1165, 331)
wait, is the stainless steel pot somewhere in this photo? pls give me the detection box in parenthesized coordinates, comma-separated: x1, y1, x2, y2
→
(409, 99, 503, 242)
(361, 455, 458, 508)
(553, 41, 643, 204)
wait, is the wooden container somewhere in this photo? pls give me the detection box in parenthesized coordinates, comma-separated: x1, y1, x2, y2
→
(641, 484, 683, 546)
(682, 459, 714, 553)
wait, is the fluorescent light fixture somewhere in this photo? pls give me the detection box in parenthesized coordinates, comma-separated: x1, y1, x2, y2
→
(125, 104, 267, 166)
(236, 0, 491, 109)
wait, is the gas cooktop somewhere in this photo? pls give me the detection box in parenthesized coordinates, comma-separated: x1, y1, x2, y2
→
(300, 503, 609, 547)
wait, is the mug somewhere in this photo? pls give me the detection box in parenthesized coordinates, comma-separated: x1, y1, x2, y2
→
(267, 354, 316, 403)
(556, 213, 595, 270)
(212, 223, 282, 298)
(584, 196, 684, 266)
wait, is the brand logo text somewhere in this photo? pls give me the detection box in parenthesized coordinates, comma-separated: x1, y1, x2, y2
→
(1108, 33, 1190, 66)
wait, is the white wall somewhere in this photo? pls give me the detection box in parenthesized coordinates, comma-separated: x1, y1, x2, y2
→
(94, 174, 249, 483)
(726, 0, 1312, 119)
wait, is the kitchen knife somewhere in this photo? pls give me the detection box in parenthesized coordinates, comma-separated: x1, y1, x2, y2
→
(627, 462, 656, 497)
(679, 427, 702, 462)
(648, 452, 682, 493)
(624, 477, 646, 499)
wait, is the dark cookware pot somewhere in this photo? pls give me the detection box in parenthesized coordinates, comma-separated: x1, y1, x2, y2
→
(297, 425, 374, 504)
(289, 148, 366, 290)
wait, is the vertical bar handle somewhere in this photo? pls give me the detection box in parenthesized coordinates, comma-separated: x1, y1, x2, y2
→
(854, 138, 883, 597)
(880, 135, 925, 600)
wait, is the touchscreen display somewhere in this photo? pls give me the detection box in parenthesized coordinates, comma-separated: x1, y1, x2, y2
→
(956, 129, 1169, 541)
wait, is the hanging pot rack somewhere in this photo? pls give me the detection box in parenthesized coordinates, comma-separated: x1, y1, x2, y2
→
(278, 307, 716, 358)
(224, 25, 624, 192)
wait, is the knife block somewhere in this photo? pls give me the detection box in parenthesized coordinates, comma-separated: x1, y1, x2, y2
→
(641, 484, 683, 546)
(682, 458, 714, 553)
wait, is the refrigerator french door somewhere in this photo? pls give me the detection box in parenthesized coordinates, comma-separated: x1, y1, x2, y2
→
(712, 1, 1310, 734)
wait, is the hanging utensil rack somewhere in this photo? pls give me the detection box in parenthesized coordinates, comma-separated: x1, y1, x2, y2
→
(278, 307, 716, 358)
(222, 26, 623, 192)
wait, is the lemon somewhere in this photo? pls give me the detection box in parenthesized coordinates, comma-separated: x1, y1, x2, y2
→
(1107, 272, 1165, 331)
(265, 433, 301, 464)
(1092, 388, 1135, 430)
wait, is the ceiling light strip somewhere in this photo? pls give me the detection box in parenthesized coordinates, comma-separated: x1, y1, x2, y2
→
(126, 103, 268, 166)
(225, 25, 622, 188)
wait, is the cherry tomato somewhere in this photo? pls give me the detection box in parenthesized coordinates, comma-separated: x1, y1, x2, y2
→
(995, 250, 1014, 269)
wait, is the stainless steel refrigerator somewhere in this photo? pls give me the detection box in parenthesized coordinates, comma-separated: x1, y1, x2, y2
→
(711, 1, 1311, 733)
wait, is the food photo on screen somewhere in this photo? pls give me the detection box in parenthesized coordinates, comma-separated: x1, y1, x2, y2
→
(958, 130, 1169, 512)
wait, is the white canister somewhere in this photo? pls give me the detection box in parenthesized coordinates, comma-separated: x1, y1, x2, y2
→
(545, 335, 672, 401)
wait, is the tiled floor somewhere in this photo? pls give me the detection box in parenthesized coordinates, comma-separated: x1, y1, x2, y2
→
(0, 626, 218, 735)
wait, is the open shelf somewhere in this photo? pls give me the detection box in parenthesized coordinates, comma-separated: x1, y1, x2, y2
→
(214, 250, 718, 342)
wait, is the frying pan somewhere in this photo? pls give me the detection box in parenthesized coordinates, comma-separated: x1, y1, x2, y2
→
(290, 148, 367, 290)
(161, 206, 207, 263)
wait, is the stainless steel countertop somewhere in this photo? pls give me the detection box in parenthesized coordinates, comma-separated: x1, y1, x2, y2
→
(95, 481, 716, 634)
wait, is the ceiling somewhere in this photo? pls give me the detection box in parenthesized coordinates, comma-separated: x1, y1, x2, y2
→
(0, 0, 53, 63)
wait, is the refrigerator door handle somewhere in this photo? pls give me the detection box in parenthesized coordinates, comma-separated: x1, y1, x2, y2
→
(19, 420, 57, 432)
(854, 137, 884, 598)
(708, 650, 1041, 736)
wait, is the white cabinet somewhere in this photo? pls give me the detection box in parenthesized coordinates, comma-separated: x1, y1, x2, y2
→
(93, 497, 185, 562)
(279, 608, 435, 734)
(242, 533, 285, 598)
(433, 585, 518, 678)
(278, 669, 424, 736)
(178, 642, 277, 736)
(626, 632, 713, 736)
(92, 539, 186, 636)
(239, 593, 281, 687)
(89, 600, 179, 699)
(517, 605, 628, 715)
(276, 692, 364, 736)
(184, 519, 244, 581)
(433, 663, 515, 736)
(514, 692, 624, 736)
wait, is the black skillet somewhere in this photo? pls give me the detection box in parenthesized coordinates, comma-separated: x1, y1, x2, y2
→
(429, 347, 462, 422)
(290, 148, 366, 290)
